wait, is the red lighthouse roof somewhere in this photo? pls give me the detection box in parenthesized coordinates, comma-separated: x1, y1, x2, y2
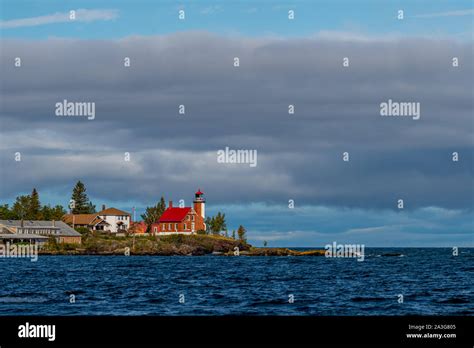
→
(195, 189, 204, 195)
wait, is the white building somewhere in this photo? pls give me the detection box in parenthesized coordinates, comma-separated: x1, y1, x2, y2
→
(97, 207, 131, 233)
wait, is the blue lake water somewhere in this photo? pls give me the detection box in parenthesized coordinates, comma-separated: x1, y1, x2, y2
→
(0, 248, 472, 315)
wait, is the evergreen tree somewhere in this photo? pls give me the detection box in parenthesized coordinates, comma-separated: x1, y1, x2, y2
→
(41, 205, 67, 220)
(0, 204, 12, 219)
(28, 188, 41, 219)
(71, 181, 94, 214)
(141, 196, 166, 232)
(215, 212, 227, 235)
(208, 212, 227, 235)
(158, 196, 166, 213)
(232, 230, 236, 239)
(237, 225, 247, 243)
(52, 205, 67, 220)
(41, 205, 52, 220)
(11, 195, 31, 220)
(87, 202, 96, 214)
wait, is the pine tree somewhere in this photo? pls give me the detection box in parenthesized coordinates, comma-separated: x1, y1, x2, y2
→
(87, 202, 96, 214)
(41, 205, 67, 220)
(0, 204, 12, 219)
(71, 181, 94, 214)
(208, 212, 227, 235)
(11, 195, 31, 220)
(28, 188, 41, 219)
(158, 197, 166, 214)
(232, 230, 236, 239)
(141, 196, 166, 232)
(237, 225, 247, 243)
(215, 212, 227, 235)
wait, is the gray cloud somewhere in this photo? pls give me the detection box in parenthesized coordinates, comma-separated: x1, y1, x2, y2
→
(0, 32, 472, 209)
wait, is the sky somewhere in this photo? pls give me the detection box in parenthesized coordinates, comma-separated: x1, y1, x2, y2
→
(1, 0, 473, 39)
(0, 1, 473, 246)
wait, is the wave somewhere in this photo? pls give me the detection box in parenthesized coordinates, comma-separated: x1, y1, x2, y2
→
(0, 296, 48, 303)
(351, 296, 388, 302)
(436, 297, 470, 304)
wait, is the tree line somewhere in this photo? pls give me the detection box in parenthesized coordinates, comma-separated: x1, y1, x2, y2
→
(0, 188, 66, 220)
(0, 180, 96, 220)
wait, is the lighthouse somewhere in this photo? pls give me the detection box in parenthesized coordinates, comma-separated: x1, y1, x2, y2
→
(193, 189, 205, 219)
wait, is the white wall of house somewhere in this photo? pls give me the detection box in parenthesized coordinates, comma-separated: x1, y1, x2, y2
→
(100, 215, 130, 233)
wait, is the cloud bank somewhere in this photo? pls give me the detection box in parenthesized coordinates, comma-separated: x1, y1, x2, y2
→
(0, 32, 472, 245)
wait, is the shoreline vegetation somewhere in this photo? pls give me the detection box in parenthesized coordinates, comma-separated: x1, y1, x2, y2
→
(41, 233, 325, 256)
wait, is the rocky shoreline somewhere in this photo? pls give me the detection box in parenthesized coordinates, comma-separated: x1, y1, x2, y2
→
(40, 233, 325, 256)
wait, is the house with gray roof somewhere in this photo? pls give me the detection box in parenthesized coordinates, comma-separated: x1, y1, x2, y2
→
(0, 220, 82, 245)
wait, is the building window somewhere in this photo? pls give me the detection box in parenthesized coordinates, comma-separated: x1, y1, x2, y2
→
(175, 223, 178, 231)
(191, 222, 195, 231)
(191, 215, 194, 221)
(184, 224, 187, 230)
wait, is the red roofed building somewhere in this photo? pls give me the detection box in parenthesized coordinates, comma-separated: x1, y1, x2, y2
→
(151, 190, 206, 235)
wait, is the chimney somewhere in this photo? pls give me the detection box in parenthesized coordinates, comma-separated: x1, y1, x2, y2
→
(102, 204, 106, 211)
(169, 201, 173, 208)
